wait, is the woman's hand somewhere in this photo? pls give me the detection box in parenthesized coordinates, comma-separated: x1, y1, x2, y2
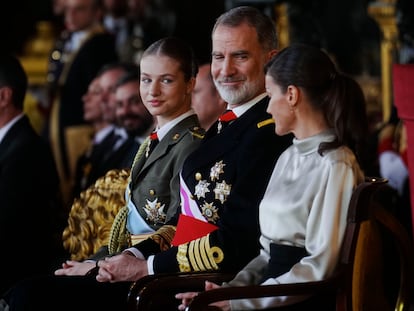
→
(54, 260, 95, 276)
(175, 281, 231, 311)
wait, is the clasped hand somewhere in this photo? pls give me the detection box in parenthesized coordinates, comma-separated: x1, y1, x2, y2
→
(54, 252, 148, 283)
(95, 252, 148, 282)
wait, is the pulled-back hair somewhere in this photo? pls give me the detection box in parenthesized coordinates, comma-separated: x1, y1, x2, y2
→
(212, 6, 278, 52)
(265, 44, 369, 165)
(141, 37, 198, 81)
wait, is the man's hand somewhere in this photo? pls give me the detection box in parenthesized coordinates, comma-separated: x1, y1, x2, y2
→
(54, 260, 95, 276)
(96, 252, 148, 282)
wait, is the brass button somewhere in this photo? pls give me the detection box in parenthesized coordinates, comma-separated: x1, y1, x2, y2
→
(149, 189, 155, 196)
(51, 50, 61, 60)
(195, 172, 202, 181)
(173, 133, 180, 140)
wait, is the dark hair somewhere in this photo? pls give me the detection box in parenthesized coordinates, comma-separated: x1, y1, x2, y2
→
(212, 6, 278, 52)
(115, 70, 140, 89)
(92, 0, 103, 10)
(141, 36, 198, 81)
(265, 44, 369, 164)
(0, 54, 28, 109)
(97, 61, 139, 79)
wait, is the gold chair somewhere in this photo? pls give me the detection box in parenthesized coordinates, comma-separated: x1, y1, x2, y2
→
(62, 168, 130, 261)
(127, 178, 414, 311)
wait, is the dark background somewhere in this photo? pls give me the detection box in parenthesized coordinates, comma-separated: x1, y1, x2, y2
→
(2, 0, 413, 75)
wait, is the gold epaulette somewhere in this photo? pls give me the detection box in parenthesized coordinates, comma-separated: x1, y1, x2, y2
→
(257, 118, 275, 128)
(189, 126, 205, 139)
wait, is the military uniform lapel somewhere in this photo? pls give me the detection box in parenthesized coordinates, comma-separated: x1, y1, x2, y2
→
(182, 99, 271, 180)
(131, 115, 199, 186)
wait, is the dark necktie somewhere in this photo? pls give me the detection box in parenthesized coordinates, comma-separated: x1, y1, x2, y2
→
(217, 110, 237, 133)
(145, 131, 159, 158)
(90, 130, 119, 159)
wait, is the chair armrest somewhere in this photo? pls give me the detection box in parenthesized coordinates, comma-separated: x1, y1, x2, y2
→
(187, 277, 340, 311)
(127, 272, 235, 311)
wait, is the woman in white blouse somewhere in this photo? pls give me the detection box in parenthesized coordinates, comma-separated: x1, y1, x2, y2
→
(177, 43, 369, 311)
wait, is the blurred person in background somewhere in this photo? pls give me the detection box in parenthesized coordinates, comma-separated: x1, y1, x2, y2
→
(0, 55, 66, 296)
(71, 62, 149, 201)
(192, 62, 226, 130)
(45, 0, 118, 205)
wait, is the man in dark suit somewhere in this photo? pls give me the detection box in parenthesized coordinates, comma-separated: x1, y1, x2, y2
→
(0, 55, 66, 295)
(46, 0, 118, 205)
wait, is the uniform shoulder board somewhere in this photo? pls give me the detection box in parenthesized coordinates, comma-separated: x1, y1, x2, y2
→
(257, 118, 275, 128)
(189, 126, 205, 139)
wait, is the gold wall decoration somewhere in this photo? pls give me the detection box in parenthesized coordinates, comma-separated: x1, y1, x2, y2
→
(274, 3, 289, 49)
(18, 21, 55, 85)
(368, 0, 399, 122)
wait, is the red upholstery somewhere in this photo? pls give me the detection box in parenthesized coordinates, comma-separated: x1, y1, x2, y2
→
(392, 63, 414, 239)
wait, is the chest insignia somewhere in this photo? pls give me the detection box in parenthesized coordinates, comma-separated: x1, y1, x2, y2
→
(201, 202, 219, 223)
(210, 160, 225, 181)
(195, 180, 211, 199)
(144, 198, 166, 224)
(214, 180, 232, 204)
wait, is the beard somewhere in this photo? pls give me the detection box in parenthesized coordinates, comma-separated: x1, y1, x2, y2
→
(121, 114, 154, 137)
(214, 77, 263, 106)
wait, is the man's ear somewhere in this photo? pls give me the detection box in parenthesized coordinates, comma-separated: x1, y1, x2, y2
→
(0, 86, 12, 105)
(186, 77, 196, 95)
(268, 49, 278, 60)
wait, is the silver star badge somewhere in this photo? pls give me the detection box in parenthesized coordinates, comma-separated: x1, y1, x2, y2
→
(210, 160, 225, 181)
(195, 180, 210, 199)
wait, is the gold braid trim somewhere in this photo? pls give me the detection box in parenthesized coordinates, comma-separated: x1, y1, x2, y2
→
(149, 225, 176, 251)
(177, 244, 191, 272)
(131, 136, 150, 168)
(107, 205, 130, 254)
(107, 136, 151, 254)
(194, 239, 205, 271)
(176, 236, 224, 273)
(188, 241, 199, 271)
(200, 236, 214, 270)
(187, 236, 223, 272)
